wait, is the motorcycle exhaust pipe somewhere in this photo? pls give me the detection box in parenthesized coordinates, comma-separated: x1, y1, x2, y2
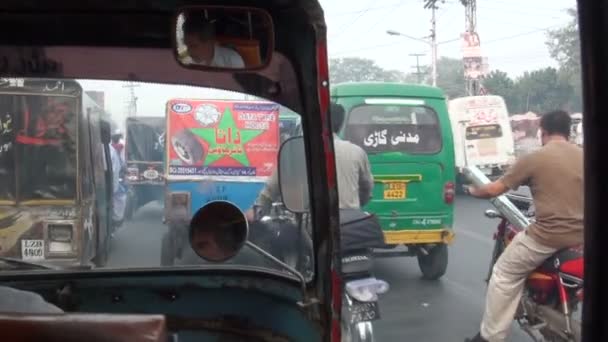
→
(530, 302, 582, 342)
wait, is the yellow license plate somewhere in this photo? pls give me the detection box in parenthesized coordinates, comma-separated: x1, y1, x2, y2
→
(383, 182, 406, 199)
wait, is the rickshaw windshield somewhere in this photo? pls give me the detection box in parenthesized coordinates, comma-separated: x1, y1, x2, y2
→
(0, 78, 313, 280)
(0, 92, 78, 202)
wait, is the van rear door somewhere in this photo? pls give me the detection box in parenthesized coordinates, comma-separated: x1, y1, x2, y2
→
(343, 103, 448, 219)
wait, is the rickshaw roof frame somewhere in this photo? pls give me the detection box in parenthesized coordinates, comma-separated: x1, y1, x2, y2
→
(331, 82, 446, 100)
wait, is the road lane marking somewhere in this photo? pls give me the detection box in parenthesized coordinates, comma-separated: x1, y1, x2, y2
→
(454, 227, 493, 246)
(442, 276, 485, 308)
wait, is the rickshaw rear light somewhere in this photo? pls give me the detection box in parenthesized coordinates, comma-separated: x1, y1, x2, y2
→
(444, 182, 455, 204)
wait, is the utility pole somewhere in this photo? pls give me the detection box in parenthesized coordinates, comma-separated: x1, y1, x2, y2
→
(430, 5, 438, 87)
(424, 0, 441, 87)
(409, 53, 426, 84)
(123, 81, 140, 117)
(461, 0, 484, 96)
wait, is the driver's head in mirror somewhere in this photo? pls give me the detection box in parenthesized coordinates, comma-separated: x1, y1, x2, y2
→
(182, 13, 245, 69)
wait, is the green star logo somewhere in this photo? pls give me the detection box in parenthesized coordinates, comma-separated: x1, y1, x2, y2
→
(191, 107, 264, 166)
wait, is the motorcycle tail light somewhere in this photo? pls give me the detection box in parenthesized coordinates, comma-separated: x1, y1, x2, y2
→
(345, 277, 389, 302)
(444, 182, 455, 204)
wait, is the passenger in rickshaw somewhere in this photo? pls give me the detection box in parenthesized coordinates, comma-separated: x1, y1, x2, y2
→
(19, 97, 76, 199)
(110, 143, 127, 231)
(182, 13, 245, 68)
(111, 129, 125, 164)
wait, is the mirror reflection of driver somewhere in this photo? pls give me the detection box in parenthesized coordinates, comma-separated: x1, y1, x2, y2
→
(182, 14, 245, 68)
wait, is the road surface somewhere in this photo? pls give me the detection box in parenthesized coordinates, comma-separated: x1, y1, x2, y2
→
(108, 195, 532, 341)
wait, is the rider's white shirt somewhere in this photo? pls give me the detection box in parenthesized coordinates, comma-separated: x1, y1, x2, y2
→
(183, 45, 245, 68)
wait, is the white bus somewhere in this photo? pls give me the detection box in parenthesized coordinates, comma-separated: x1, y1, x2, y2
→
(448, 95, 515, 190)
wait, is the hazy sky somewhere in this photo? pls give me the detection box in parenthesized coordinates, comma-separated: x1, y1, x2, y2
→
(325, 0, 575, 75)
(80, 0, 577, 126)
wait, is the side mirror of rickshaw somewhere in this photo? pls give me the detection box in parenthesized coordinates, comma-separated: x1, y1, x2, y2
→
(278, 136, 310, 213)
(188, 200, 248, 263)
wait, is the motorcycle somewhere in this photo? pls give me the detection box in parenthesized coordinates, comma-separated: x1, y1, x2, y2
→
(465, 166, 583, 342)
(252, 203, 389, 342)
(250, 202, 313, 278)
(338, 209, 389, 342)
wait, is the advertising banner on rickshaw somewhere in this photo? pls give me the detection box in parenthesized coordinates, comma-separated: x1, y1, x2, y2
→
(166, 99, 280, 178)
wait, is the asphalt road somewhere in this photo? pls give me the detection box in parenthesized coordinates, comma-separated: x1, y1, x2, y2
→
(108, 195, 533, 341)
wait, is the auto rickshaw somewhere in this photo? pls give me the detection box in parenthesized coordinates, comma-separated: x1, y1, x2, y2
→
(0, 2, 347, 342)
(0, 78, 114, 268)
(161, 98, 281, 266)
(124, 116, 165, 219)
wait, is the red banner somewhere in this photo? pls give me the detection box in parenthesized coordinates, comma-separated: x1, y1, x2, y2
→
(167, 99, 279, 177)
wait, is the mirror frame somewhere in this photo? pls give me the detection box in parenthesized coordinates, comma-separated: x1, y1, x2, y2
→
(277, 135, 309, 213)
(172, 5, 275, 73)
(189, 200, 250, 263)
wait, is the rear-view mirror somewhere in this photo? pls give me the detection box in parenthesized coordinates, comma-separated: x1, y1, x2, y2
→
(174, 6, 274, 70)
(278, 136, 309, 213)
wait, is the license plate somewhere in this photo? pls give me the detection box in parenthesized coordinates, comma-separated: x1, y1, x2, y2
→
(383, 182, 406, 200)
(348, 301, 380, 324)
(21, 240, 44, 260)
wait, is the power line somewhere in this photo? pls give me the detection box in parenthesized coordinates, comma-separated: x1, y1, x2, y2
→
(477, 5, 564, 20)
(481, 0, 571, 14)
(352, 2, 410, 40)
(329, 23, 566, 58)
(328, 2, 408, 16)
(483, 25, 563, 45)
(331, 0, 377, 39)
(410, 53, 427, 83)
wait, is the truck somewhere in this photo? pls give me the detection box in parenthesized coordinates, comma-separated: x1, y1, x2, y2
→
(124, 116, 165, 219)
(448, 95, 515, 192)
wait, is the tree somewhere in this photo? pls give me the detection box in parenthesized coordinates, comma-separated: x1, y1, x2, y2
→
(512, 67, 574, 113)
(329, 57, 407, 84)
(483, 70, 517, 111)
(434, 57, 466, 98)
(405, 57, 466, 98)
(546, 8, 582, 111)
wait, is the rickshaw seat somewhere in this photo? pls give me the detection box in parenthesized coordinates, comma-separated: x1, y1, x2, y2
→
(0, 313, 168, 342)
(217, 36, 262, 67)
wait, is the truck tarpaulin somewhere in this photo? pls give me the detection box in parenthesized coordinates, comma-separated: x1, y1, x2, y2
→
(126, 117, 165, 163)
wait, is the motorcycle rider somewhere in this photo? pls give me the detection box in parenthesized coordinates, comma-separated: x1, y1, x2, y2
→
(245, 102, 374, 219)
(465, 110, 584, 342)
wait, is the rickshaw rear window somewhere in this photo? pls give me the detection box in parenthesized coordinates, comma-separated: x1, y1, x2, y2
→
(0, 94, 77, 201)
(344, 104, 442, 154)
(466, 124, 503, 140)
